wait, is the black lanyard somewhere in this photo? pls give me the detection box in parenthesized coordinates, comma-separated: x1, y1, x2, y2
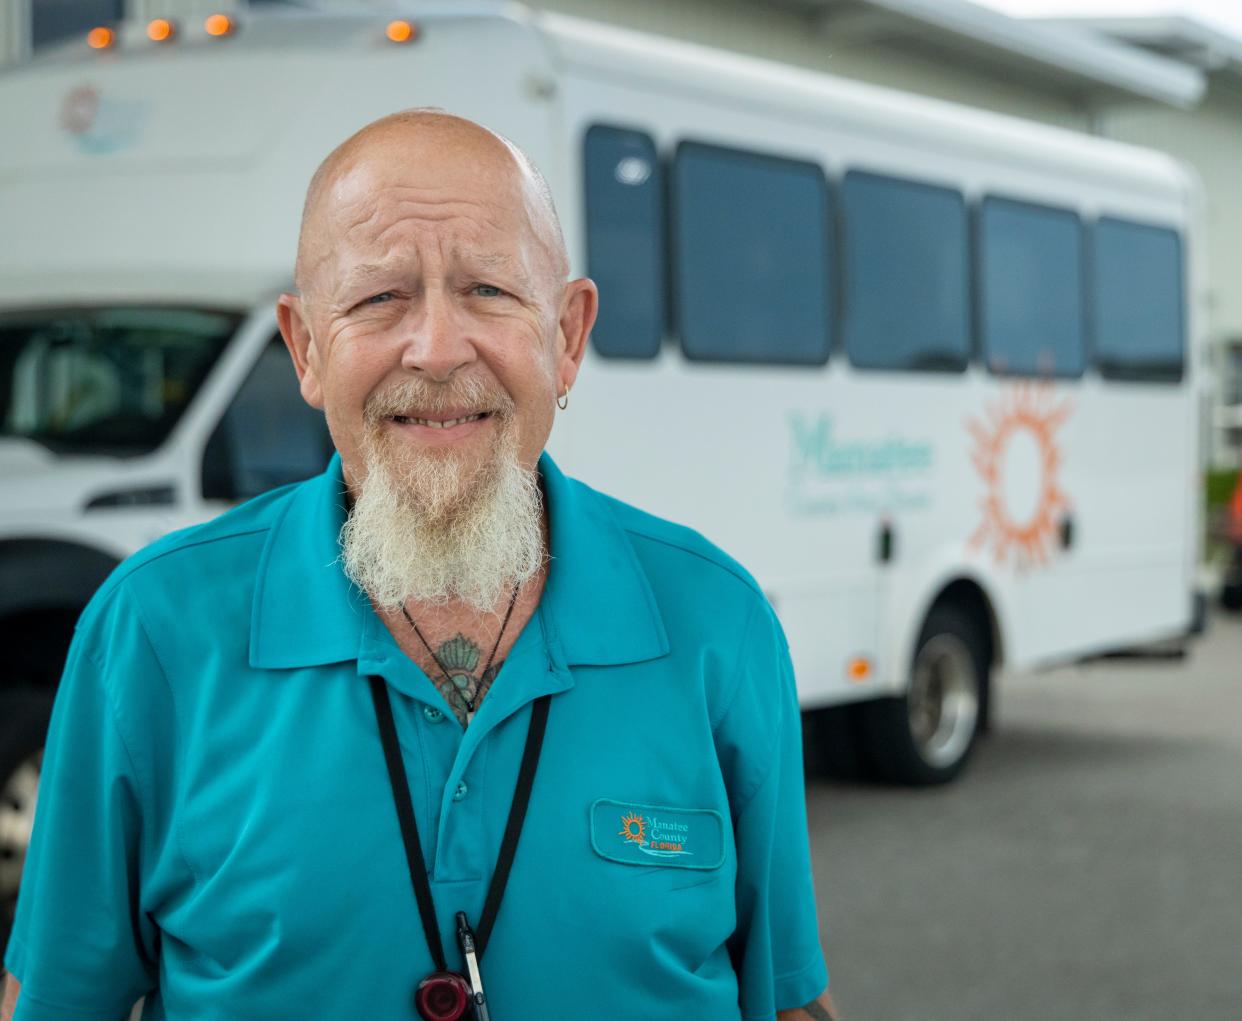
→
(367, 675, 552, 971)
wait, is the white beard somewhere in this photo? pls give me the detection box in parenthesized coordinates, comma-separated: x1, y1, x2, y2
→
(338, 378, 547, 615)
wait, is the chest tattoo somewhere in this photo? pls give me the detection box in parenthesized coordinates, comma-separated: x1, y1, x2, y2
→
(423, 632, 506, 728)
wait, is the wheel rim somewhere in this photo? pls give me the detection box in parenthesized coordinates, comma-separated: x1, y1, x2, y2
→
(0, 751, 41, 917)
(908, 634, 979, 769)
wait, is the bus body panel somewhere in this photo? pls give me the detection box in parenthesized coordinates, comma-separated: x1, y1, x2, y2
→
(0, 4, 1203, 715)
(0, 12, 558, 309)
(551, 34, 1198, 702)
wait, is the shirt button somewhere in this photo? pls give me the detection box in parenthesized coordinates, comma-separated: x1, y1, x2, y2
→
(452, 781, 468, 802)
(423, 706, 444, 724)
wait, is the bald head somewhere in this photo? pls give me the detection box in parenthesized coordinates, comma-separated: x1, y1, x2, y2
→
(293, 109, 568, 309)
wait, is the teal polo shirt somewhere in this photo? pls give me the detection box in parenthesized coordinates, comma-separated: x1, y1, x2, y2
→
(6, 451, 828, 1020)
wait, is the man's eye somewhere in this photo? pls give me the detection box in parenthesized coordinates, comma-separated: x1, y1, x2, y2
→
(363, 292, 394, 305)
(473, 284, 505, 298)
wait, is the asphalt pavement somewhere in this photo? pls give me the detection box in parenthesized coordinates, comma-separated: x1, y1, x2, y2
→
(806, 607, 1242, 1021)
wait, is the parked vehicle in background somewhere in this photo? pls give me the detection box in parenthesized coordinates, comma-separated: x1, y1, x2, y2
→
(1219, 475, 1242, 610)
(0, 2, 1207, 942)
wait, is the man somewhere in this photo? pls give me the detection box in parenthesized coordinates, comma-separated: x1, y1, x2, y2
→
(2, 110, 838, 1020)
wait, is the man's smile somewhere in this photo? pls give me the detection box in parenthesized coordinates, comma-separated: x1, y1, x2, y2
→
(387, 409, 496, 443)
(392, 412, 487, 428)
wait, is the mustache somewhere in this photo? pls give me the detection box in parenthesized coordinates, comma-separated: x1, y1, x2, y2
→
(363, 375, 515, 423)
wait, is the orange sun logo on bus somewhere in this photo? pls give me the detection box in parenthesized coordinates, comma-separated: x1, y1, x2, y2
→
(966, 382, 1073, 568)
(618, 813, 647, 845)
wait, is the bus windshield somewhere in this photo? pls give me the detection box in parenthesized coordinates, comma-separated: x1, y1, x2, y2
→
(0, 306, 241, 457)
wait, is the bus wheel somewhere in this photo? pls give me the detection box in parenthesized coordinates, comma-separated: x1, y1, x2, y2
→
(802, 702, 872, 781)
(859, 603, 986, 785)
(0, 687, 52, 948)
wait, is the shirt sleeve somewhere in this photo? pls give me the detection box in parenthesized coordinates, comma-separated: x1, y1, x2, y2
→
(718, 598, 829, 1020)
(4, 599, 159, 1020)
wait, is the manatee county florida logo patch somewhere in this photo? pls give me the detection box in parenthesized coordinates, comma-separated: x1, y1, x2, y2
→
(617, 811, 690, 858)
(590, 799, 725, 870)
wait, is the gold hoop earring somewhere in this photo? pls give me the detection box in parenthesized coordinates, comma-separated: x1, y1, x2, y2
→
(557, 385, 570, 411)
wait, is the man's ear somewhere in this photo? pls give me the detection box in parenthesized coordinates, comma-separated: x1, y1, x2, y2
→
(276, 292, 325, 410)
(555, 277, 598, 393)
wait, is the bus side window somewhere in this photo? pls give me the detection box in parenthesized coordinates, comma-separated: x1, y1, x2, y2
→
(979, 196, 1085, 379)
(201, 336, 333, 502)
(842, 170, 970, 373)
(1092, 218, 1185, 383)
(583, 125, 664, 359)
(672, 141, 831, 366)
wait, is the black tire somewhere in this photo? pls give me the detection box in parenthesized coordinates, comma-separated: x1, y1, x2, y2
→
(0, 687, 54, 955)
(856, 603, 988, 785)
(802, 702, 874, 782)
(1220, 548, 1242, 611)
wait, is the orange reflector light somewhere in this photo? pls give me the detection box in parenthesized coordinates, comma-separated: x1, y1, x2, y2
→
(204, 13, 235, 37)
(87, 27, 116, 49)
(846, 657, 871, 682)
(147, 19, 175, 42)
(386, 20, 418, 43)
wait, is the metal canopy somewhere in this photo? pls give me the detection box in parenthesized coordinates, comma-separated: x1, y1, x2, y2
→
(763, 0, 1206, 108)
(1039, 15, 1242, 79)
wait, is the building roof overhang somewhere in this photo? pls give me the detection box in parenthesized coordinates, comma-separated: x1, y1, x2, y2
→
(1037, 14, 1242, 79)
(765, 0, 1205, 107)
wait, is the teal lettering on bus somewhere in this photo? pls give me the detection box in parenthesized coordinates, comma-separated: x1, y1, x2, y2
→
(788, 411, 933, 479)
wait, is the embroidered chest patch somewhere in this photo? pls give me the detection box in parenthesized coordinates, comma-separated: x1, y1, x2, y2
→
(589, 799, 725, 870)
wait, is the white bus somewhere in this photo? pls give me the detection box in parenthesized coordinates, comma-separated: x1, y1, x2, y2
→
(0, 2, 1205, 918)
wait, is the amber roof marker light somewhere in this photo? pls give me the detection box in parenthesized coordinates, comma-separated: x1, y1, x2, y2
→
(204, 13, 237, 38)
(86, 26, 117, 50)
(147, 19, 176, 43)
(386, 20, 420, 44)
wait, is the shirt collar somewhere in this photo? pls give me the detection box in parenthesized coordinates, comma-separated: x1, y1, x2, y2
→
(250, 449, 669, 670)
(538, 450, 669, 666)
(249, 453, 364, 670)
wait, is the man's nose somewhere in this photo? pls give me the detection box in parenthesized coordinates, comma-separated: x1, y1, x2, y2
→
(399, 290, 476, 382)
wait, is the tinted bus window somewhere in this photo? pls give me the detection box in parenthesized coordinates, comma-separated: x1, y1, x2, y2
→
(202, 337, 332, 501)
(980, 197, 1085, 378)
(0, 305, 237, 457)
(584, 125, 664, 359)
(1093, 218, 1184, 382)
(672, 142, 831, 365)
(33, 0, 123, 49)
(842, 171, 970, 372)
